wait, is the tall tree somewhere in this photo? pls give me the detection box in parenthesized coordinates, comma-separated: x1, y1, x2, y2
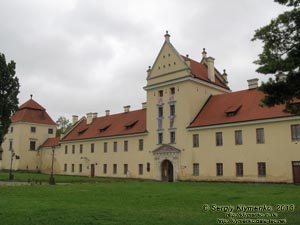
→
(252, 0, 300, 114)
(56, 116, 72, 137)
(0, 53, 20, 147)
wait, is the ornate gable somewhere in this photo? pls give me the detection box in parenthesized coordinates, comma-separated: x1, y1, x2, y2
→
(146, 31, 190, 83)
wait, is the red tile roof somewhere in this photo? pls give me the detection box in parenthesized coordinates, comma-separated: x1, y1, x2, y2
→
(62, 109, 147, 141)
(11, 99, 56, 125)
(189, 89, 293, 128)
(40, 137, 60, 148)
(181, 55, 229, 90)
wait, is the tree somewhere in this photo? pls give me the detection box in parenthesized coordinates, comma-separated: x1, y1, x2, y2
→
(252, 0, 300, 114)
(56, 116, 72, 137)
(0, 53, 20, 147)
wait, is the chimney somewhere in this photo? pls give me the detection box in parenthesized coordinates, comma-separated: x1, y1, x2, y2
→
(92, 113, 98, 119)
(247, 78, 259, 89)
(207, 57, 215, 82)
(276, 72, 287, 81)
(124, 105, 130, 113)
(72, 115, 78, 124)
(164, 30, 170, 42)
(142, 102, 147, 109)
(86, 112, 93, 125)
(105, 110, 110, 116)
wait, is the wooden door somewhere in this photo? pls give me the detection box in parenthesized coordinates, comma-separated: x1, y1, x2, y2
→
(161, 160, 174, 182)
(292, 161, 300, 184)
(91, 164, 95, 178)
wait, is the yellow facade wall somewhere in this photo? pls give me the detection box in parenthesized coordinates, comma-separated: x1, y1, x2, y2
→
(187, 119, 300, 183)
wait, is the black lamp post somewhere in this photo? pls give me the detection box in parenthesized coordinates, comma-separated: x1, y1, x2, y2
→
(9, 149, 15, 181)
(49, 145, 55, 185)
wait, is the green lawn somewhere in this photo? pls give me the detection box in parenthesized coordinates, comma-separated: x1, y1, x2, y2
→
(0, 172, 299, 225)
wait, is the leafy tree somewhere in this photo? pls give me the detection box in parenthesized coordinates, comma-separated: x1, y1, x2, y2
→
(56, 116, 72, 137)
(252, 0, 300, 114)
(0, 53, 20, 147)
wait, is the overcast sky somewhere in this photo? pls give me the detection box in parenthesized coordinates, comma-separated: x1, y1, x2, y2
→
(0, 0, 287, 121)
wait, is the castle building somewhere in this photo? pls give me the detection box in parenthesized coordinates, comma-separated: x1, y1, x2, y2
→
(1, 33, 300, 183)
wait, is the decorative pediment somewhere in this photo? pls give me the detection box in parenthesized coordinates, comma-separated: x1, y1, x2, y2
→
(153, 144, 181, 154)
(147, 32, 190, 81)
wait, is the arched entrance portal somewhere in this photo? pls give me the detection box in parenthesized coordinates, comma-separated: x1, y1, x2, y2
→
(161, 160, 174, 182)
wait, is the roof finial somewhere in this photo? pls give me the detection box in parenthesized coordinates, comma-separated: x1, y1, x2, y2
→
(202, 48, 207, 58)
(30, 94, 33, 99)
(222, 69, 228, 82)
(164, 30, 170, 42)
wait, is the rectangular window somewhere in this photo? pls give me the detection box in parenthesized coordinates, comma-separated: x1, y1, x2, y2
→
(158, 133, 163, 144)
(48, 128, 53, 134)
(79, 164, 82, 173)
(193, 163, 199, 176)
(258, 162, 266, 177)
(216, 132, 223, 146)
(9, 140, 13, 151)
(170, 131, 176, 144)
(124, 164, 128, 175)
(104, 142, 108, 153)
(10, 127, 13, 133)
(30, 141, 36, 151)
(139, 164, 143, 175)
(256, 128, 265, 144)
(170, 87, 175, 95)
(72, 145, 75, 154)
(235, 130, 243, 145)
(64, 164, 67, 172)
(139, 139, 143, 151)
(103, 164, 107, 174)
(170, 104, 175, 116)
(113, 164, 117, 174)
(71, 164, 75, 173)
(65, 145, 68, 154)
(291, 124, 300, 141)
(158, 106, 163, 117)
(79, 144, 83, 154)
(113, 142, 117, 152)
(147, 163, 150, 172)
(216, 163, 223, 176)
(158, 90, 163, 97)
(193, 134, 199, 148)
(91, 143, 95, 153)
(236, 163, 243, 177)
(124, 140, 128, 152)
(30, 127, 36, 133)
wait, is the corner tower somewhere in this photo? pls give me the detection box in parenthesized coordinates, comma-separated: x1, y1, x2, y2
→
(1, 97, 56, 171)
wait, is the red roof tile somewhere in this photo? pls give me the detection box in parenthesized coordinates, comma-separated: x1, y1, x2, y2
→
(181, 55, 229, 90)
(19, 99, 45, 110)
(189, 89, 293, 128)
(62, 109, 147, 141)
(40, 137, 60, 148)
(11, 99, 56, 125)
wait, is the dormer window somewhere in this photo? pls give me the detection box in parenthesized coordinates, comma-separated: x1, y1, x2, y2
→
(225, 105, 242, 117)
(99, 124, 111, 133)
(124, 120, 138, 129)
(78, 128, 88, 135)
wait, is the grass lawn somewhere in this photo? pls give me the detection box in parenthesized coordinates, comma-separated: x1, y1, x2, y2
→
(0, 172, 299, 225)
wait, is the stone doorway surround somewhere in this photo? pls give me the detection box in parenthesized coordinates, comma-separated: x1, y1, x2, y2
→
(152, 144, 181, 181)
